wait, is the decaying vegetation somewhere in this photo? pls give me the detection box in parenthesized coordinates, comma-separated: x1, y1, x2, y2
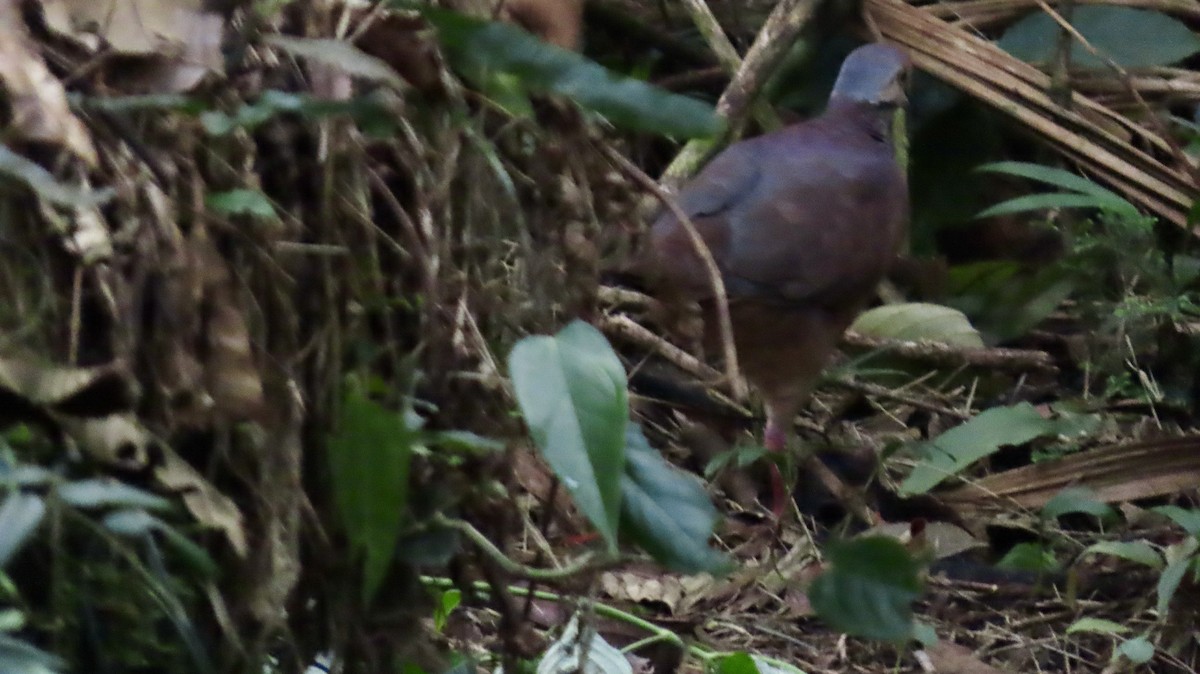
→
(2, 0, 1200, 673)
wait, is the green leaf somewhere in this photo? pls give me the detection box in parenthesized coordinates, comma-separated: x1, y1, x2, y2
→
(912, 619, 938, 647)
(703, 444, 768, 479)
(850, 302, 983, 347)
(997, 542, 1060, 574)
(1156, 537, 1198, 615)
(101, 509, 219, 578)
(509, 320, 628, 554)
(975, 192, 1123, 219)
(976, 161, 1137, 215)
(715, 652, 759, 674)
(206, 189, 278, 219)
(1041, 486, 1116, 522)
(433, 588, 461, 633)
(415, 6, 722, 138)
(156, 522, 221, 578)
(620, 424, 730, 573)
(1118, 636, 1155, 664)
(0, 146, 114, 208)
(0, 634, 65, 674)
(901, 403, 1086, 495)
(1152, 505, 1200, 537)
(264, 35, 405, 88)
(0, 494, 44, 568)
(56, 478, 172, 511)
(1081, 540, 1163, 570)
(328, 384, 416, 602)
(808, 536, 923, 642)
(427, 429, 505, 455)
(946, 261, 1075, 343)
(999, 7, 1200, 69)
(1066, 617, 1130, 635)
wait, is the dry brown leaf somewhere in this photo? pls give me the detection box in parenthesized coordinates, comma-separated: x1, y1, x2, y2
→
(0, 2, 96, 165)
(156, 448, 249, 557)
(39, 0, 224, 93)
(923, 641, 1011, 674)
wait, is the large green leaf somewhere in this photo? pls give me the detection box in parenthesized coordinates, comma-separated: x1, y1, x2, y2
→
(808, 536, 923, 642)
(620, 424, 731, 574)
(850, 302, 983, 348)
(999, 7, 1200, 69)
(509, 320, 627, 553)
(900, 403, 1096, 495)
(415, 6, 722, 139)
(328, 385, 416, 602)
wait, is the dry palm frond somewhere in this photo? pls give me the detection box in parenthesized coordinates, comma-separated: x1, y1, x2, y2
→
(927, 0, 1200, 30)
(868, 0, 1198, 229)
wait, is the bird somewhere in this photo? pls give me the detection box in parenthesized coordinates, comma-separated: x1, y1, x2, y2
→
(648, 43, 911, 517)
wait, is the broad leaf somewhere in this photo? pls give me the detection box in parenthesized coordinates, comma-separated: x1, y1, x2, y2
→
(997, 542, 1060, 574)
(808, 536, 923, 642)
(1153, 505, 1200, 537)
(1081, 540, 1163, 570)
(57, 478, 171, 511)
(1000, 7, 1200, 69)
(0, 634, 64, 674)
(1118, 637, 1155, 664)
(328, 385, 415, 602)
(509, 320, 627, 553)
(0, 494, 45, 568)
(902, 403, 1088, 495)
(715, 653, 759, 674)
(850, 302, 983, 347)
(1066, 617, 1129, 635)
(416, 6, 722, 138)
(620, 424, 730, 573)
(1156, 537, 1198, 615)
(1042, 486, 1116, 522)
(206, 189, 277, 220)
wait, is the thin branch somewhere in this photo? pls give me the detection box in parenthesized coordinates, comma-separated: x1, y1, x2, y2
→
(600, 145, 748, 401)
(663, 0, 825, 184)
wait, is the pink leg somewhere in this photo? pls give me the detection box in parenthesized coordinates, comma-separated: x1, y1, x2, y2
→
(763, 417, 789, 518)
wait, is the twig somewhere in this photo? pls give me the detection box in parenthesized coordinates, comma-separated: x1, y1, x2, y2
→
(829, 377, 973, 421)
(429, 513, 607, 582)
(663, 0, 825, 183)
(842, 330, 1058, 373)
(678, 0, 742, 71)
(598, 313, 723, 383)
(599, 146, 747, 401)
